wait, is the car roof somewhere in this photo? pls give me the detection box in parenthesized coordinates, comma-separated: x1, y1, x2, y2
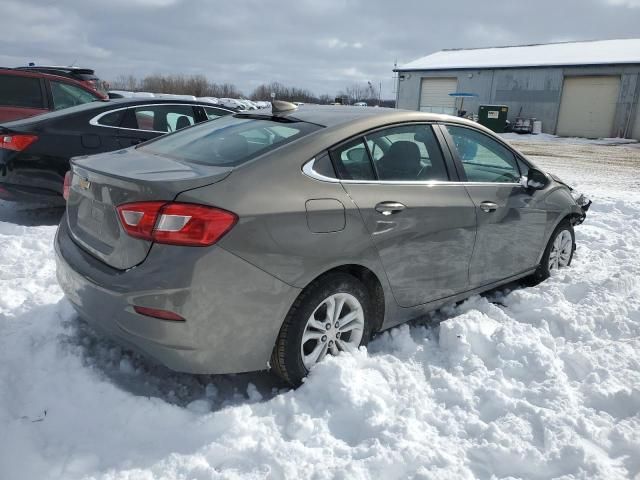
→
(0, 97, 234, 128)
(0, 67, 100, 89)
(237, 104, 487, 131)
(16, 66, 95, 75)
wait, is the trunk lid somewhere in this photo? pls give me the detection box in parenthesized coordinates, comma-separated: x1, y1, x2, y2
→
(66, 148, 232, 270)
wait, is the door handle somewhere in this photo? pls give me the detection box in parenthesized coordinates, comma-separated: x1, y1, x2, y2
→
(479, 201, 498, 213)
(375, 201, 406, 215)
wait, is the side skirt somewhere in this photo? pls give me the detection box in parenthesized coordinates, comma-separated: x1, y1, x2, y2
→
(380, 268, 538, 331)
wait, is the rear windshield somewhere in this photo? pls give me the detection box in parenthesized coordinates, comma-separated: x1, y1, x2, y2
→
(75, 73, 99, 80)
(140, 115, 321, 166)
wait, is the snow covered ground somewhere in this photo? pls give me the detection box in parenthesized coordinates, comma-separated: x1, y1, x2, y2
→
(0, 140, 639, 480)
(501, 132, 639, 147)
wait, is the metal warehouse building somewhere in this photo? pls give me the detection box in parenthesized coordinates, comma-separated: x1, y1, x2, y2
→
(394, 39, 640, 140)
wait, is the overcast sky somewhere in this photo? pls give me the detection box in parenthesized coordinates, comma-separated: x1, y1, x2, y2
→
(2, 0, 639, 98)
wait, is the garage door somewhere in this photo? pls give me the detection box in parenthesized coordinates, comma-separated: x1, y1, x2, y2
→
(632, 104, 640, 141)
(556, 76, 620, 139)
(419, 78, 457, 114)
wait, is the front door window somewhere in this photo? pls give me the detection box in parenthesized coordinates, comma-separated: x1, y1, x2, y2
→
(365, 124, 448, 181)
(445, 125, 521, 183)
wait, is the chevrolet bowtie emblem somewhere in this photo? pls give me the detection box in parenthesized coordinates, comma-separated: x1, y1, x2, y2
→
(78, 177, 91, 190)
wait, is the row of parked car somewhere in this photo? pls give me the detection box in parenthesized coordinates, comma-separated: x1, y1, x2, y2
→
(0, 64, 273, 123)
(0, 65, 243, 203)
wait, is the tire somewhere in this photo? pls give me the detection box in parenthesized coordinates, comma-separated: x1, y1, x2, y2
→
(270, 272, 373, 387)
(531, 220, 575, 284)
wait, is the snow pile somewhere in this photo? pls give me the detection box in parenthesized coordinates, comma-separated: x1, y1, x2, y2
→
(1, 148, 639, 479)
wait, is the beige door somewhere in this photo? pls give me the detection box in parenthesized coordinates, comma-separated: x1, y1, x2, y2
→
(556, 76, 620, 139)
(419, 77, 457, 115)
(632, 103, 640, 141)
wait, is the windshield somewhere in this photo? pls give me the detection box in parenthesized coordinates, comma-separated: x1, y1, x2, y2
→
(140, 115, 321, 166)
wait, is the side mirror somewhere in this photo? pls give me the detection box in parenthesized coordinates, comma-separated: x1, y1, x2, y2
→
(521, 168, 548, 190)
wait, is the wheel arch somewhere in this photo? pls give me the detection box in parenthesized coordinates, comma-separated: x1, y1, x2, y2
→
(299, 264, 386, 335)
(536, 208, 581, 264)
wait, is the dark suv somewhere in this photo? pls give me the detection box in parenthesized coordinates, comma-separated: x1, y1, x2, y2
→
(0, 68, 107, 123)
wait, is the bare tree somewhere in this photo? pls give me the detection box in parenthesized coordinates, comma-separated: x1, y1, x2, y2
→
(250, 82, 322, 103)
(342, 82, 379, 104)
(108, 74, 245, 98)
(211, 83, 243, 98)
(107, 74, 388, 106)
(110, 74, 139, 91)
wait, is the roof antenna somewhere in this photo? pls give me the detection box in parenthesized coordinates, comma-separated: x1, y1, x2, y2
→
(271, 100, 297, 115)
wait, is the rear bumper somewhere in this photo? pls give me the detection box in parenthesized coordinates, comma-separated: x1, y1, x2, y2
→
(55, 217, 301, 374)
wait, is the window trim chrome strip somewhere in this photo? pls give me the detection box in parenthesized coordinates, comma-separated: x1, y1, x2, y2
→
(302, 158, 523, 187)
(302, 158, 340, 183)
(88, 103, 233, 133)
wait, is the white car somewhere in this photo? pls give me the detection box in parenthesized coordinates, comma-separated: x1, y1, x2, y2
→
(197, 97, 220, 105)
(108, 90, 135, 98)
(218, 98, 246, 110)
(154, 93, 197, 101)
(237, 99, 258, 110)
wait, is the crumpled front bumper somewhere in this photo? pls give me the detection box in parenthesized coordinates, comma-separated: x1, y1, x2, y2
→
(573, 193, 591, 225)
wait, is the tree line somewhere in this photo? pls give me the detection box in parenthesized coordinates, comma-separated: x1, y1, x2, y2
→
(109, 74, 394, 106)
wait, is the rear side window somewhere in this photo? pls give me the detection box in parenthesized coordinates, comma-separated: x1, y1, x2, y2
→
(123, 105, 196, 132)
(141, 115, 321, 166)
(204, 106, 231, 120)
(0, 75, 44, 108)
(96, 109, 124, 127)
(330, 138, 375, 180)
(51, 81, 97, 110)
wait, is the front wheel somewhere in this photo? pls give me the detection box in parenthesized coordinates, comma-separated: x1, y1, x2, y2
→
(531, 220, 575, 283)
(270, 273, 372, 387)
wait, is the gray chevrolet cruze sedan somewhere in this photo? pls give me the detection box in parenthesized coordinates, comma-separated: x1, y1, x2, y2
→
(55, 103, 590, 386)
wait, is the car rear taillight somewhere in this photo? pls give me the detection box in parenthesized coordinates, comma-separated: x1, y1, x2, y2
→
(63, 171, 72, 200)
(116, 201, 166, 241)
(116, 202, 237, 246)
(0, 134, 38, 152)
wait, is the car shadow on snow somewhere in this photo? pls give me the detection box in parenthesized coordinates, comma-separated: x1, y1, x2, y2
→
(0, 200, 64, 226)
(60, 309, 290, 411)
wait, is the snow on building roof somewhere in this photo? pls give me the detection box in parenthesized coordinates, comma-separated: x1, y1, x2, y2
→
(396, 38, 640, 71)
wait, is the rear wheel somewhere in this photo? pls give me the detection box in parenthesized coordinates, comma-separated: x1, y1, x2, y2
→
(271, 273, 372, 387)
(531, 220, 575, 283)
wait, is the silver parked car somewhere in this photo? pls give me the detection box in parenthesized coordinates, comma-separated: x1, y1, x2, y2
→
(55, 103, 590, 386)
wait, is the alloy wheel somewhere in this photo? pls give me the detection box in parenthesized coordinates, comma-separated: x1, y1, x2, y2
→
(300, 292, 365, 370)
(548, 229, 573, 270)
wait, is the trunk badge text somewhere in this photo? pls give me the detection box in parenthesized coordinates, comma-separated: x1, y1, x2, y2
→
(78, 178, 91, 190)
